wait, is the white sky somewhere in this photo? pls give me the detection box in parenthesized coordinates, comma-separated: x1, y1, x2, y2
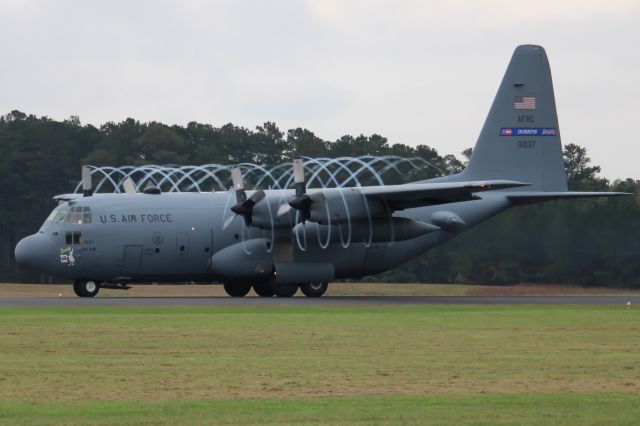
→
(1, 0, 639, 179)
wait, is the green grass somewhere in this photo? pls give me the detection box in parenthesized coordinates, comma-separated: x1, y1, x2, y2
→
(0, 305, 639, 424)
(2, 394, 639, 425)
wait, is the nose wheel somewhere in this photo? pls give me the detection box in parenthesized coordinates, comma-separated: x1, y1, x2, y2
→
(73, 279, 100, 297)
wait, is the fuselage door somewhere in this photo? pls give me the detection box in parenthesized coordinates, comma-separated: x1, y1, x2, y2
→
(176, 232, 189, 260)
(121, 245, 143, 276)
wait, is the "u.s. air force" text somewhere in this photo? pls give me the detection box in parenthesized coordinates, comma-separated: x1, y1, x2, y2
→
(99, 214, 173, 224)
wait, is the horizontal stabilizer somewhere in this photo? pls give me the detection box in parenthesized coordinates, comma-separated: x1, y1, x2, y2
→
(507, 191, 630, 205)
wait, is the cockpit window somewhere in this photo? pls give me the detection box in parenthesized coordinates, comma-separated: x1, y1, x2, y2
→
(69, 207, 82, 224)
(66, 206, 92, 224)
(52, 210, 68, 223)
(82, 207, 92, 224)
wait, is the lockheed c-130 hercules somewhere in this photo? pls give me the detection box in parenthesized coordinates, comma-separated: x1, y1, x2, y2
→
(15, 45, 627, 298)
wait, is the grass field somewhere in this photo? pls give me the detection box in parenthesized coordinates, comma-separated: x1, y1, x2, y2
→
(1, 305, 639, 424)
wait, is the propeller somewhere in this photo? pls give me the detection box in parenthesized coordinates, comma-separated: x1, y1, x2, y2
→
(223, 167, 266, 229)
(122, 177, 137, 194)
(278, 158, 323, 223)
(81, 165, 93, 197)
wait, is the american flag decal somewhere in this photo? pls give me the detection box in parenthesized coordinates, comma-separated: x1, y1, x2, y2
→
(514, 96, 536, 110)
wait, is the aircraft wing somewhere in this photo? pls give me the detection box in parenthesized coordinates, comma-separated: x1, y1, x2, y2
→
(360, 180, 529, 210)
(506, 191, 631, 205)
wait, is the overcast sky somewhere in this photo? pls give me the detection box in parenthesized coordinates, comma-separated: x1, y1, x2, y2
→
(1, 0, 638, 179)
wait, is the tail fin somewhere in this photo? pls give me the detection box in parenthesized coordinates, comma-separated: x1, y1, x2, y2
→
(460, 45, 567, 191)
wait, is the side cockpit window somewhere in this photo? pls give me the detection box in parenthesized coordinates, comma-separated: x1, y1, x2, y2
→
(66, 207, 92, 224)
(52, 210, 68, 223)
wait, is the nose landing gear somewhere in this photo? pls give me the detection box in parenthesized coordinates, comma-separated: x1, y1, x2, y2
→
(73, 279, 100, 297)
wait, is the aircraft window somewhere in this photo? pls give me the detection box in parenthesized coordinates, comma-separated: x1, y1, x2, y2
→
(66, 231, 83, 244)
(67, 206, 88, 224)
(82, 207, 92, 224)
(53, 210, 68, 223)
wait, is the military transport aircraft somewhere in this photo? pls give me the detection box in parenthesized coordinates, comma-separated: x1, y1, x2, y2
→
(14, 45, 627, 298)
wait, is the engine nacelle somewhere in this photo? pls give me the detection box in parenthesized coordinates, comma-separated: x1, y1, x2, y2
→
(251, 198, 295, 229)
(308, 189, 386, 225)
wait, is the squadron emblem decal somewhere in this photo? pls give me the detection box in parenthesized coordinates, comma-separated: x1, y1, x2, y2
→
(59, 247, 75, 266)
(152, 232, 165, 245)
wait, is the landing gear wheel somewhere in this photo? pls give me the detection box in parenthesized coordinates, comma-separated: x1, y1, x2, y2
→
(300, 282, 328, 297)
(73, 279, 100, 298)
(253, 283, 274, 297)
(223, 282, 252, 297)
(271, 283, 298, 298)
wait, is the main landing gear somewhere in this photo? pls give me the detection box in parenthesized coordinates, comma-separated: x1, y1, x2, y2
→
(299, 282, 328, 298)
(222, 282, 329, 298)
(223, 282, 252, 297)
(252, 283, 275, 297)
(73, 279, 100, 297)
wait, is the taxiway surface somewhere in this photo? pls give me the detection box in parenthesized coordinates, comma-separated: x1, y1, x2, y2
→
(1, 295, 639, 307)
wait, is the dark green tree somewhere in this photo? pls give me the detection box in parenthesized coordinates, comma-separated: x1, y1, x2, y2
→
(563, 143, 607, 190)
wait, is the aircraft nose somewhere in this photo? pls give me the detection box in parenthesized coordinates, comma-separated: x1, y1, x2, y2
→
(15, 234, 46, 270)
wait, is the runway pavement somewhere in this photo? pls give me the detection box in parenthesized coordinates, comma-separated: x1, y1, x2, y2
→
(1, 295, 639, 307)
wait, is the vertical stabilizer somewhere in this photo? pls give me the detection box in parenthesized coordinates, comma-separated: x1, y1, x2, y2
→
(459, 45, 567, 191)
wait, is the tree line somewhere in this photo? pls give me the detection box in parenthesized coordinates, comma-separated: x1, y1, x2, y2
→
(1, 110, 638, 286)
